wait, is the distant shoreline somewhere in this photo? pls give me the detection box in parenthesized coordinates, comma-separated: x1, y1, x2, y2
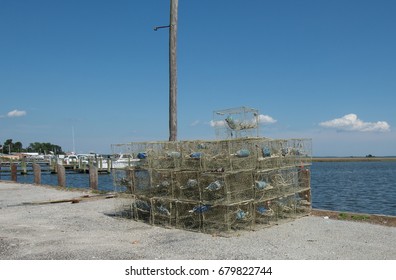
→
(312, 157, 396, 162)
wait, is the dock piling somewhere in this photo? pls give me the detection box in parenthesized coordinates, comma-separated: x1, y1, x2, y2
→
(33, 163, 41, 185)
(21, 159, 28, 175)
(57, 164, 66, 188)
(11, 164, 17, 182)
(89, 165, 98, 190)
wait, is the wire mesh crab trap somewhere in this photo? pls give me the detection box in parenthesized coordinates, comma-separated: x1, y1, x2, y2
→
(113, 168, 133, 193)
(273, 167, 300, 195)
(173, 170, 201, 201)
(297, 167, 311, 191)
(202, 200, 254, 233)
(295, 189, 311, 216)
(126, 168, 175, 198)
(200, 140, 232, 172)
(150, 169, 175, 198)
(280, 139, 312, 167)
(213, 107, 259, 139)
(131, 195, 152, 223)
(254, 169, 281, 201)
(254, 198, 279, 225)
(270, 193, 311, 220)
(200, 170, 254, 204)
(175, 201, 205, 232)
(179, 141, 205, 171)
(256, 139, 285, 170)
(151, 197, 176, 228)
(111, 135, 312, 233)
(228, 138, 261, 170)
(147, 141, 182, 169)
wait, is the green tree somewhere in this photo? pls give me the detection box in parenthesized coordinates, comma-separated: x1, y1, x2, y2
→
(27, 142, 63, 154)
(3, 139, 13, 154)
(14, 141, 23, 152)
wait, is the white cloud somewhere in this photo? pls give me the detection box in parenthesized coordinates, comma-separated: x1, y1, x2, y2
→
(210, 114, 276, 127)
(190, 120, 200, 126)
(209, 120, 226, 127)
(258, 114, 277, 124)
(320, 113, 390, 132)
(7, 109, 27, 118)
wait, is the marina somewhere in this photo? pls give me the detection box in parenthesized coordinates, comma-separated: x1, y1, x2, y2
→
(0, 153, 141, 175)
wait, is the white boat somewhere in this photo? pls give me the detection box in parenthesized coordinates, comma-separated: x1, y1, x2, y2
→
(111, 154, 140, 169)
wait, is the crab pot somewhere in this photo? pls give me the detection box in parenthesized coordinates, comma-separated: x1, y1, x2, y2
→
(254, 170, 281, 201)
(130, 168, 151, 195)
(281, 139, 312, 167)
(122, 142, 150, 168)
(149, 156, 181, 170)
(147, 141, 182, 170)
(295, 189, 312, 216)
(112, 169, 133, 193)
(256, 139, 284, 170)
(180, 140, 205, 171)
(229, 138, 260, 170)
(257, 156, 282, 170)
(174, 170, 201, 201)
(200, 171, 254, 204)
(254, 199, 279, 225)
(112, 136, 312, 233)
(201, 140, 232, 172)
(175, 201, 204, 232)
(213, 107, 259, 139)
(297, 166, 311, 191)
(150, 169, 175, 198)
(181, 157, 203, 171)
(151, 197, 176, 228)
(272, 194, 298, 220)
(202, 201, 254, 233)
(274, 167, 299, 195)
(132, 195, 152, 223)
(113, 198, 135, 219)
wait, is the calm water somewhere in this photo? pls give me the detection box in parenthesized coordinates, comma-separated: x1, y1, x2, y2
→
(1, 161, 396, 216)
(311, 161, 396, 216)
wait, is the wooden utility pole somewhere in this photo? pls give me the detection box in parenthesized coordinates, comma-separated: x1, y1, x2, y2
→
(169, 0, 178, 141)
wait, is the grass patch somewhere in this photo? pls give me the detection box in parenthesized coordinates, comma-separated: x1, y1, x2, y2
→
(338, 213, 349, 220)
(351, 214, 370, 221)
(338, 212, 370, 221)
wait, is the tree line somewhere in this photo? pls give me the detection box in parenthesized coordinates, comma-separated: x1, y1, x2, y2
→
(0, 139, 63, 155)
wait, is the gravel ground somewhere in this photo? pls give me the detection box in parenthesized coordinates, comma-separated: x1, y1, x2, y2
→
(1, 181, 395, 260)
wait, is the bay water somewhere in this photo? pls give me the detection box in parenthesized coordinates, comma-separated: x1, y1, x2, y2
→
(311, 161, 396, 216)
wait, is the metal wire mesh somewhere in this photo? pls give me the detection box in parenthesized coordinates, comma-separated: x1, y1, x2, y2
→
(112, 137, 312, 233)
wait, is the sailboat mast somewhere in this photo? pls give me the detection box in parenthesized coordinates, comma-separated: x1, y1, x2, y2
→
(72, 126, 76, 154)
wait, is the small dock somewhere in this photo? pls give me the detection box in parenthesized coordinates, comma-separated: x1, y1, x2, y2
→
(0, 159, 112, 175)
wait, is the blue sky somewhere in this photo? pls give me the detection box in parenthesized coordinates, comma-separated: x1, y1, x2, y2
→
(1, 0, 395, 156)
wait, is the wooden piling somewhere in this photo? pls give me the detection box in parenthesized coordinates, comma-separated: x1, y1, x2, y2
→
(33, 163, 41, 185)
(107, 158, 111, 173)
(11, 163, 17, 182)
(50, 158, 58, 174)
(89, 165, 98, 190)
(21, 159, 27, 175)
(57, 164, 66, 188)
